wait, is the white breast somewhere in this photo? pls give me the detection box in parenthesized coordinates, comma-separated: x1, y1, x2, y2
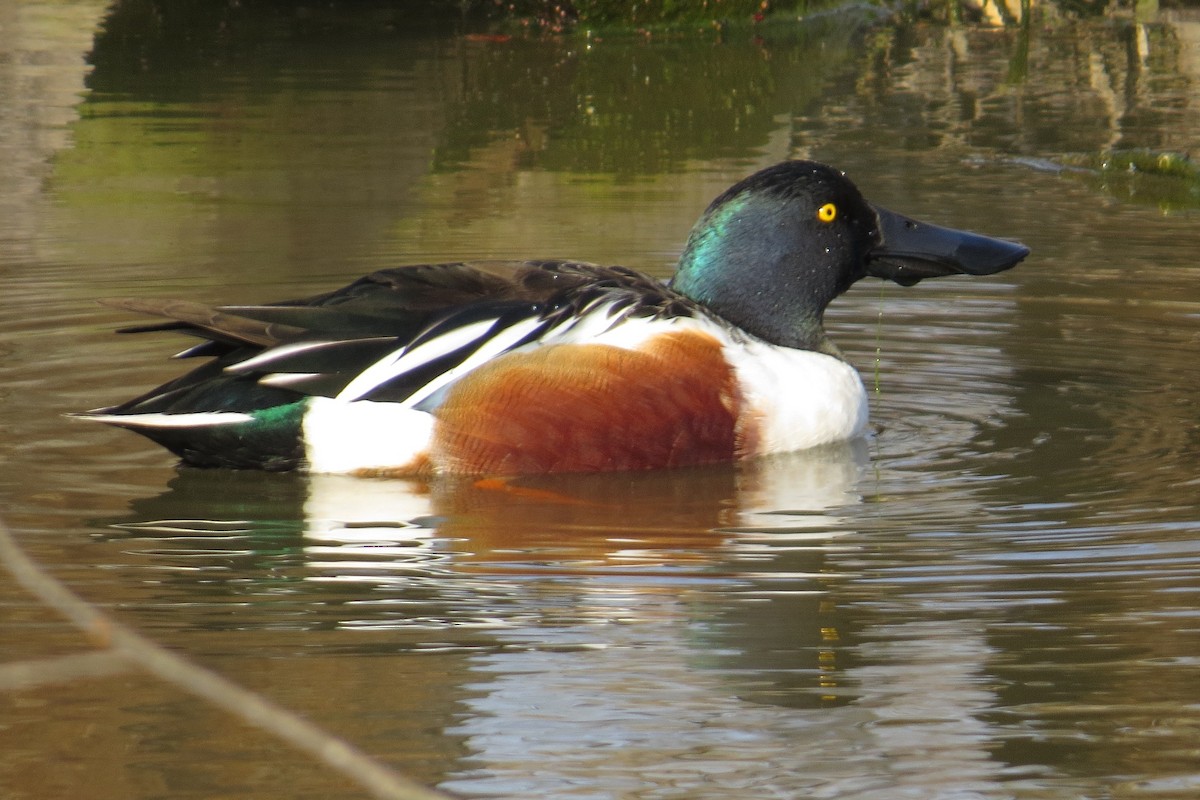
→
(722, 336, 869, 455)
(586, 311, 870, 455)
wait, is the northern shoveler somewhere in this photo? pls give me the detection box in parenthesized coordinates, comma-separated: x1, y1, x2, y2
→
(82, 160, 1028, 475)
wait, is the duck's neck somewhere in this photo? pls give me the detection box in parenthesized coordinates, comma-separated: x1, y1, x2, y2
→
(668, 197, 842, 354)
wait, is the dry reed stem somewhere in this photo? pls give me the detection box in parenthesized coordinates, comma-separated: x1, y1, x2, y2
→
(0, 516, 460, 800)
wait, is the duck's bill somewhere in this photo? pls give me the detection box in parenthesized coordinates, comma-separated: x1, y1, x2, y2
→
(866, 204, 1029, 287)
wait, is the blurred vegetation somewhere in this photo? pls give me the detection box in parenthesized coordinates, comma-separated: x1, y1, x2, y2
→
(432, 11, 882, 174)
(83, 0, 888, 177)
(93, 0, 861, 40)
(92, 0, 1200, 40)
(77, 0, 1200, 199)
(1066, 151, 1200, 210)
(483, 0, 848, 29)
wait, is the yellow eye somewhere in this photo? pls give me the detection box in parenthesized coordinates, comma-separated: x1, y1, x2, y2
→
(817, 203, 837, 223)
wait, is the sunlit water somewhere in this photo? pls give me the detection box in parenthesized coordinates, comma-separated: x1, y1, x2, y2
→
(2, 4, 1200, 799)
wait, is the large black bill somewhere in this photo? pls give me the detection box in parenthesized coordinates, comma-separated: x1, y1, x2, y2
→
(866, 204, 1030, 287)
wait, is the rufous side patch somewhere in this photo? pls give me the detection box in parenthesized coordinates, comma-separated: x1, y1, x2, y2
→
(430, 330, 751, 474)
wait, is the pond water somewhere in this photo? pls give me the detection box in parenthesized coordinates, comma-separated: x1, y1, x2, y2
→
(2, 2, 1200, 798)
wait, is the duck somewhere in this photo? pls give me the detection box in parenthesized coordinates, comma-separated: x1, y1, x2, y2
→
(82, 160, 1028, 476)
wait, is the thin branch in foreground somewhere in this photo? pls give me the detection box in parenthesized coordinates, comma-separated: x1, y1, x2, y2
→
(0, 515, 460, 800)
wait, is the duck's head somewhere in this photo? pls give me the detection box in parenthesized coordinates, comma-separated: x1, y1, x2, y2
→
(669, 160, 1029, 352)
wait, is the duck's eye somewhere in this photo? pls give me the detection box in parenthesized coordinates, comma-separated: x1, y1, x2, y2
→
(817, 203, 838, 223)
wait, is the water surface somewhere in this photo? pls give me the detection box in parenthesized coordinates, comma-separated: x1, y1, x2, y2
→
(2, 4, 1199, 799)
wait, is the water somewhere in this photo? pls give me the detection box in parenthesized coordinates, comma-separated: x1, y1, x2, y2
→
(2, 3, 1200, 798)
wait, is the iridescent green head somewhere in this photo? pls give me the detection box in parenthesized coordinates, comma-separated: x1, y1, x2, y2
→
(669, 160, 1029, 352)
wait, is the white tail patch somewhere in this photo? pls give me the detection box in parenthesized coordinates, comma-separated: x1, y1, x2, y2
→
(302, 397, 434, 474)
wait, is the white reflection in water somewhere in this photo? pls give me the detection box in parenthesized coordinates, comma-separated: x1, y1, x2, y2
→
(851, 620, 1004, 798)
(441, 613, 1010, 798)
(293, 440, 871, 589)
(278, 444, 1017, 798)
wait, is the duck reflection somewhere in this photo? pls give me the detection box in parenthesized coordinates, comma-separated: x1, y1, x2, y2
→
(110, 441, 868, 709)
(100, 441, 1020, 795)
